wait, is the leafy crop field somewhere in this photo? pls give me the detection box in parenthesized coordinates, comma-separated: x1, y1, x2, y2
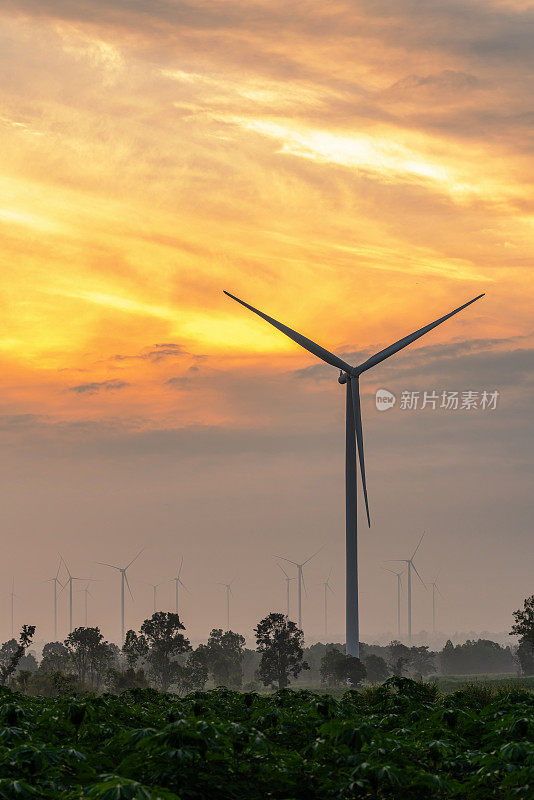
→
(0, 677, 532, 799)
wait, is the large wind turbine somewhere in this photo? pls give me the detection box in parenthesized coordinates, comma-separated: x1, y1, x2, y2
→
(98, 550, 143, 645)
(277, 563, 294, 618)
(60, 558, 93, 634)
(45, 559, 64, 639)
(170, 557, 189, 615)
(384, 568, 403, 639)
(387, 534, 426, 643)
(431, 575, 443, 635)
(322, 569, 335, 640)
(224, 290, 484, 656)
(275, 548, 322, 631)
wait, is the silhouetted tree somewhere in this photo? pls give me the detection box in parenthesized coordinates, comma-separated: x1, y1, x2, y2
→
(201, 629, 246, 688)
(140, 612, 192, 690)
(0, 626, 36, 685)
(122, 629, 149, 669)
(388, 640, 410, 677)
(409, 645, 436, 678)
(39, 642, 70, 674)
(511, 595, 534, 670)
(64, 627, 115, 688)
(255, 613, 309, 689)
(439, 638, 515, 675)
(515, 639, 534, 676)
(178, 648, 209, 694)
(320, 648, 367, 687)
(363, 654, 389, 683)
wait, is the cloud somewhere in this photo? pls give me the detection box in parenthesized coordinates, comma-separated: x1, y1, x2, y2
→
(68, 379, 130, 395)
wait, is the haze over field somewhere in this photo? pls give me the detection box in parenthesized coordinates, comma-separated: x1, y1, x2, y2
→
(0, 1, 532, 645)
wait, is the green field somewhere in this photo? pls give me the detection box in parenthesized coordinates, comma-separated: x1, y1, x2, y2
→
(428, 674, 534, 694)
(0, 677, 532, 798)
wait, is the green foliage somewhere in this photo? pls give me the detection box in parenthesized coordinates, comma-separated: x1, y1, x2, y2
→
(0, 678, 532, 797)
(200, 629, 246, 688)
(320, 648, 367, 688)
(139, 613, 192, 691)
(0, 628, 36, 686)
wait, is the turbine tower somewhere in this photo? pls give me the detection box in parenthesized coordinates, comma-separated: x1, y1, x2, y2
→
(98, 550, 143, 645)
(384, 568, 403, 639)
(60, 558, 93, 634)
(387, 534, 426, 643)
(45, 559, 64, 640)
(170, 557, 189, 615)
(322, 569, 335, 640)
(275, 548, 322, 631)
(431, 575, 443, 635)
(277, 563, 294, 618)
(78, 583, 93, 626)
(147, 581, 165, 614)
(224, 289, 484, 656)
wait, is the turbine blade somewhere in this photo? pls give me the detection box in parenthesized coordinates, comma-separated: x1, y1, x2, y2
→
(352, 378, 370, 527)
(124, 572, 134, 601)
(411, 562, 427, 589)
(303, 545, 324, 566)
(301, 572, 308, 597)
(98, 562, 120, 571)
(277, 563, 290, 579)
(357, 294, 485, 373)
(178, 578, 190, 594)
(55, 559, 62, 580)
(411, 532, 425, 561)
(60, 555, 71, 579)
(273, 556, 299, 567)
(223, 291, 354, 373)
(177, 555, 184, 579)
(125, 548, 144, 570)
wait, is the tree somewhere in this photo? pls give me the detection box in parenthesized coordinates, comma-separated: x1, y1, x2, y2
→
(65, 627, 115, 688)
(254, 613, 309, 689)
(320, 648, 366, 688)
(39, 642, 70, 674)
(178, 649, 209, 695)
(140, 612, 192, 690)
(516, 639, 534, 676)
(409, 646, 436, 678)
(202, 629, 246, 688)
(364, 654, 389, 683)
(0, 626, 36, 685)
(388, 640, 410, 677)
(122, 630, 149, 669)
(511, 595, 534, 650)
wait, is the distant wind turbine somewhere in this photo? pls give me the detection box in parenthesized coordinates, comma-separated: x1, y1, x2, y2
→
(60, 557, 93, 634)
(147, 581, 165, 614)
(224, 289, 484, 656)
(45, 559, 64, 640)
(218, 579, 235, 630)
(431, 575, 443, 635)
(277, 563, 294, 618)
(384, 568, 403, 639)
(98, 549, 143, 645)
(78, 583, 93, 626)
(170, 557, 189, 615)
(274, 548, 322, 631)
(386, 534, 426, 642)
(322, 569, 335, 640)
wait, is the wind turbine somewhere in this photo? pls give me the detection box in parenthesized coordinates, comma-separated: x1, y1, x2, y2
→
(277, 563, 294, 618)
(45, 559, 64, 640)
(274, 548, 322, 632)
(60, 558, 93, 634)
(218, 579, 235, 630)
(170, 557, 189, 615)
(430, 575, 443, 635)
(78, 583, 93, 626)
(147, 580, 165, 614)
(386, 534, 426, 643)
(384, 568, 403, 639)
(98, 549, 143, 645)
(322, 569, 335, 640)
(224, 289, 484, 656)
(8, 578, 17, 638)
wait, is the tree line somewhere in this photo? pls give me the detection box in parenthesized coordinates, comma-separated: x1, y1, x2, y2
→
(1, 595, 532, 695)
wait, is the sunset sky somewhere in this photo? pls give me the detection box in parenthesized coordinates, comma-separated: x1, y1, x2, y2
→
(1, 0, 532, 647)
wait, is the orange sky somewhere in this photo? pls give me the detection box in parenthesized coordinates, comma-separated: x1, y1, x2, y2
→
(0, 1, 532, 645)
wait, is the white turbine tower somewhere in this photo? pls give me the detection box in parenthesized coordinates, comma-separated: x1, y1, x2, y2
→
(224, 290, 484, 656)
(60, 558, 93, 634)
(277, 563, 294, 618)
(78, 583, 93, 626)
(170, 557, 189, 615)
(147, 581, 165, 614)
(431, 575, 443, 635)
(384, 568, 403, 639)
(98, 549, 143, 645)
(322, 569, 335, 640)
(275, 548, 322, 632)
(387, 534, 426, 643)
(45, 559, 64, 640)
